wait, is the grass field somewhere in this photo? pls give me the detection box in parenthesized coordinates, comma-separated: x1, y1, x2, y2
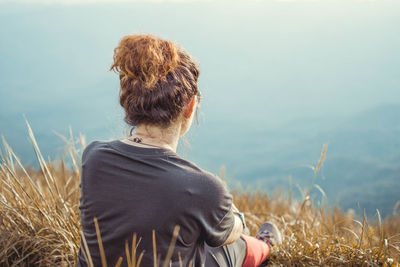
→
(0, 124, 399, 266)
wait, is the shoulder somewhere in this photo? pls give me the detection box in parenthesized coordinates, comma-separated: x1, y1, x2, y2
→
(166, 155, 231, 199)
(187, 166, 232, 205)
(198, 170, 230, 196)
(171, 156, 228, 190)
(82, 140, 104, 156)
(81, 140, 113, 164)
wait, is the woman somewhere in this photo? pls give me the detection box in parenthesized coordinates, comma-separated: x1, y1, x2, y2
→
(77, 34, 281, 267)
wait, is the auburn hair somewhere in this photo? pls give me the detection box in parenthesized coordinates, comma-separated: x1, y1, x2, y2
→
(110, 34, 200, 128)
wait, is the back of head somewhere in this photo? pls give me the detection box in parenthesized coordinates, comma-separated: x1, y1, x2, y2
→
(110, 34, 200, 128)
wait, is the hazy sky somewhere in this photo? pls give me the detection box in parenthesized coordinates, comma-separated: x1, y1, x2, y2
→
(1, 0, 399, 158)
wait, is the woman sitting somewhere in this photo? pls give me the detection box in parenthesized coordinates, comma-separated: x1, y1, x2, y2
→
(77, 34, 281, 267)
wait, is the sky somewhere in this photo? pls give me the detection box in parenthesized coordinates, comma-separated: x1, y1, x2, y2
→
(1, 0, 399, 145)
(1, 0, 399, 131)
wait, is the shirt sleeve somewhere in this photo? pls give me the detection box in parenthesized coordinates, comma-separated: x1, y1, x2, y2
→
(198, 173, 235, 247)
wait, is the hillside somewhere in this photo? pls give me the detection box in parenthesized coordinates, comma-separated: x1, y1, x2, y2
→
(187, 104, 400, 218)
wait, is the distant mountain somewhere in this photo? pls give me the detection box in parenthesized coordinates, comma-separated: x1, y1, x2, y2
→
(1, 100, 399, 218)
(218, 104, 400, 218)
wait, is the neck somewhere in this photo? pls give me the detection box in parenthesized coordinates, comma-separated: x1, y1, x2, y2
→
(133, 123, 181, 152)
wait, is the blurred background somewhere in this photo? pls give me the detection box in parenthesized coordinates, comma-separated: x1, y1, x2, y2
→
(0, 0, 399, 218)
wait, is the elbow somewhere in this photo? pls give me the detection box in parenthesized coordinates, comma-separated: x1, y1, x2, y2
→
(223, 215, 244, 245)
(223, 230, 242, 245)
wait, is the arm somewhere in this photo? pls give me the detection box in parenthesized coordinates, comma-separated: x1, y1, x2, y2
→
(199, 173, 245, 247)
(223, 212, 244, 245)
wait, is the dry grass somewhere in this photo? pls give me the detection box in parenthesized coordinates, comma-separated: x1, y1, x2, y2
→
(0, 124, 399, 266)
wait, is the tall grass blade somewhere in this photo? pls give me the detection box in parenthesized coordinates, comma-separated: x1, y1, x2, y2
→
(94, 217, 108, 267)
(162, 225, 180, 267)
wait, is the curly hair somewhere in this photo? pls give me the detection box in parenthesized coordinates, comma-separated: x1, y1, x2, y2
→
(110, 34, 200, 128)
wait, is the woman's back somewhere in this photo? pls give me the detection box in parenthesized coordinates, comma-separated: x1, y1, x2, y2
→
(78, 140, 234, 267)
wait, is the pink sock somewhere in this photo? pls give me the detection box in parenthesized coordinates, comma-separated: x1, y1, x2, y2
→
(241, 235, 270, 267)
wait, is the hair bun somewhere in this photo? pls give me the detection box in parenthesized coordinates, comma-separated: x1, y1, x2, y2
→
(110, 34, 179, 89)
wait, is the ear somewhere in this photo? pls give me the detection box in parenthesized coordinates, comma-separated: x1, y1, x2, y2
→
(184, 96, 197, 119)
